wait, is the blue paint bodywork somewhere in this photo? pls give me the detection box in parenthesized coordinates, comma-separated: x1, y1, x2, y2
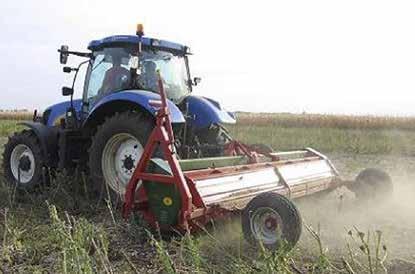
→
(44, 99, 83, 126)
(44, 92, 236, 129)
(85, 90, 186, 124)
(43, 36, 235, 129)
(185, 96, 236, 128)
(88, 36, 187, 54)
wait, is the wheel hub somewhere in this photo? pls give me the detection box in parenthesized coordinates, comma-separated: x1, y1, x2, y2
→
(265, 217, 278, 230)
(18, 155, 31, 172)
(123, 155, 135, 171)
(10, 144, 36, 184)
(102, 133, 144, 196)
(251, 207, 283, 245)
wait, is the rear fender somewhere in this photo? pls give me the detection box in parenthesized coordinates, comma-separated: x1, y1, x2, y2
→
(19, 122, 59, 166)
(83, 90, 185, 130)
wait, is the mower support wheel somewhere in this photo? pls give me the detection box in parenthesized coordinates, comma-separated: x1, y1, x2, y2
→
(348, 168, 393, 202)
(242, 192, 302, 251)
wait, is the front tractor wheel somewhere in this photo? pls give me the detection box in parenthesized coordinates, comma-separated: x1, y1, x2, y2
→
(89, 112, 153, 204)
(242, 192, 302, 251)
(3, 130, 46, 190)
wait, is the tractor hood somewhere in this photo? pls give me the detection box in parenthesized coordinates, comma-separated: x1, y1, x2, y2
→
(185, 96, 236, 128)
(43, 99, 83, 127)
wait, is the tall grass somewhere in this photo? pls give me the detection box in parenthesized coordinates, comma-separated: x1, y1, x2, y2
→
(0, 170, 395, 273)
(0, 112, 32, 121)
(0, 120, 24, 137)
(146, 221, 389, 274)
(3, 110, 415, 130)
(48, 204, 112, 273)
(228, 124, 415, 155)
(3, 110, 415, 155)
(237, 112, 415, 131)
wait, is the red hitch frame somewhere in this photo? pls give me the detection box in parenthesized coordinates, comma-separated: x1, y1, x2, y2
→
(122, 72, 342, 233)
(123, 72, 193, 230)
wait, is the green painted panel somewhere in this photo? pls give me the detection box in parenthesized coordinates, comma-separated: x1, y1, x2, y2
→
(144, 159, 181, 225)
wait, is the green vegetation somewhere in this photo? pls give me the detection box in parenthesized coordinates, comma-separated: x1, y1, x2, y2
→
(0, 180, 392, 273)
(237, 112, 415, 131)
(1, 115, 415, 273)
(229, 112, 415, 155)
(3, 112, 415, 155)
(0, 120, 24, 138)
(229, 125, 415, 155)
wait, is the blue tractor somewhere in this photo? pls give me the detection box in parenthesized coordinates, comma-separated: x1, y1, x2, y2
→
(2, 26, 237, 200)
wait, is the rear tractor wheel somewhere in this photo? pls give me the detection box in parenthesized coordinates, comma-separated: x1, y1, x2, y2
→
(3, 130, 46, 190)
(89, 112, 153, 204)
(242, 192, 302, 251)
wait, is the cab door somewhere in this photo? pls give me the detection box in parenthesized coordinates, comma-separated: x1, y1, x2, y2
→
(82, 52, 113, 112)
(82, 48, 132, 115)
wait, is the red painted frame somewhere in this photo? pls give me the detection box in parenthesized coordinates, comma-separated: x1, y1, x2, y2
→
(122, 73, 193, 230)
(123, 75, 264, 231)
(122, 72, 260, 231)
(122, 73, 343, 232)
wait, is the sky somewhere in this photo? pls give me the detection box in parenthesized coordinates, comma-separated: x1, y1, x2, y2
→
(1, 0, 415, 115)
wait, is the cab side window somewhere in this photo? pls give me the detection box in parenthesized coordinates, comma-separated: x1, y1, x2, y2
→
(86, 54, 112, 102)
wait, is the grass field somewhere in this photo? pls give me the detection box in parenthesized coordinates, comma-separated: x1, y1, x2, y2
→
(1, 114, 415, 273)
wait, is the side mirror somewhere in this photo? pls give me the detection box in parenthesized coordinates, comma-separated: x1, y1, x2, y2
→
(193, 77, 202, 86)
(62, 87, 74, 96)
(63, 66, 72, 73)
(59, 45, 69, 64)
(63, 66, 78, 73)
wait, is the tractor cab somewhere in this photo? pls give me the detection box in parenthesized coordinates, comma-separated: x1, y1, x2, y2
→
(83, 36, 194, 109)
(3, 24, 236, 198)
(58, 28, 200, 128)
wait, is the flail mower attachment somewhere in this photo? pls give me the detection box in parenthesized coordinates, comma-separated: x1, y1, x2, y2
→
(122, 73, 393, 250)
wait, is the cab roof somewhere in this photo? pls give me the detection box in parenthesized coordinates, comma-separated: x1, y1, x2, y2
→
(87, 35, 189, 55)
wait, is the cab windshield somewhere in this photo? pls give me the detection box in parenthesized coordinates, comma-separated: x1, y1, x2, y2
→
(85, 47, 190, 104)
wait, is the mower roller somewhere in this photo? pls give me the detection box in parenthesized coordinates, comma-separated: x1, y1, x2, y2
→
(122, 74, 393, 250)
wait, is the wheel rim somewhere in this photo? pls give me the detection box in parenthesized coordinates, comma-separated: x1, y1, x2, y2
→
(101, 133, 143, 196)
(250, 207, 283, 245)
(10, 144, 35, 184)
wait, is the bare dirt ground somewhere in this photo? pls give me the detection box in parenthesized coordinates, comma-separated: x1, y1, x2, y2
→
(296, 153, 415, 272)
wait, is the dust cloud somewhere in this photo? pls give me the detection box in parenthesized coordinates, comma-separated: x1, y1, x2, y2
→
(198, 154, 415, 272)
(297, 154, 415, 263)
